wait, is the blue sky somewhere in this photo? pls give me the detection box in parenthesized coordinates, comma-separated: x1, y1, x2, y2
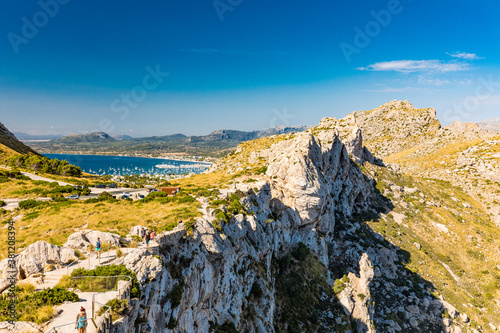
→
(1, 0, 499, 137)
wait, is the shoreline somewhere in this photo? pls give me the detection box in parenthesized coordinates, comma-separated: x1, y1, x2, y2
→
(42, 152, 214, 165)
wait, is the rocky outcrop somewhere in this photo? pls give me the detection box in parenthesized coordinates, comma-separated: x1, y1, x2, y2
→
(120, 126, 455, 332)
(63, 230, 124, 249)
(0, 241, 77, 281)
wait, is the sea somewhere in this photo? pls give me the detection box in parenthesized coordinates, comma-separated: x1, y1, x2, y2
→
(43, 153, 211, 177)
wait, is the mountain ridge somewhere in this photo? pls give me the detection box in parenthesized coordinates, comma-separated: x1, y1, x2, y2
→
(0, 122, 38, 158)
(478, 118, 500, 132)
(26, 125, 311, 156)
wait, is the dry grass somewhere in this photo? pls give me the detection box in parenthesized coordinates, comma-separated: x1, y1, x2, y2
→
(368, 165, 500, 326)
(0, 144, 19, 160)
(171, 171, 232, 189)
(0, 198, 201, 259)
(0, 178, 58, 199)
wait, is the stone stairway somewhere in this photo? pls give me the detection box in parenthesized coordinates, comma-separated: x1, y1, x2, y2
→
(33, 250, 119, 291)
(48, 291, 118, 333)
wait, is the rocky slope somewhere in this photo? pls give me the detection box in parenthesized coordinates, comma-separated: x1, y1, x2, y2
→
(124, 121, 487, 332)
(0, 122, 38, 158)
(314, 101, 500, 228)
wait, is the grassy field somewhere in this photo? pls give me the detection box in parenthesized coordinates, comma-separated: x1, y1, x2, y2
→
(0, 196, 201, 259)
(0, 171, 236, 259)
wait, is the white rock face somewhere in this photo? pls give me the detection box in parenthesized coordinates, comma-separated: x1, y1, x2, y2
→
(117, 249, 163, 285)
(84, 230, 122, 247)
(63, 230, 124, 249)
(128, 225, 149, 237)
(2, 241, 78, 280)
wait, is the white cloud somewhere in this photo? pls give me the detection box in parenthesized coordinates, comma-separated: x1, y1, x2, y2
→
(447, 52, 484, 60)
(358, 60, 470, 73)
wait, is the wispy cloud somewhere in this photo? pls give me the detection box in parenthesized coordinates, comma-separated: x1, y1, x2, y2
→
(358, 60, 470, 73)
(447, 52, 484, 60)
(417, 75, 450, 86)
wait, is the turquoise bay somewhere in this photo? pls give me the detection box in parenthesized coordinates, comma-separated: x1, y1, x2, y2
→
(43, 154, 210, 176)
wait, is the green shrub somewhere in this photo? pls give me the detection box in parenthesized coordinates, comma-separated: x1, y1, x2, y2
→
(0, 201, 5, 207)
(209, 321, 238, 333)
(249, 282, 263, 300)
(184, 218, 196, 235)
(292, 242, 310, 261)
(0, 286, 79, 323)
(70, 264, 140, 298)
(7, 154, 82, 177)
(18, 199, 40, 210)
(97, 298, 128, 317)
(167, 282, 184, 308)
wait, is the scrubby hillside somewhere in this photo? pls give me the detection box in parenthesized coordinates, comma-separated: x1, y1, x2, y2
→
(314, 100, 500, 229)
(0, 122, 38, 158)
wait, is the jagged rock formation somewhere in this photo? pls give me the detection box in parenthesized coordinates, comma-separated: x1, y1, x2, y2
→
(117, 127, 464, 332)
(315, 101, 500, 228)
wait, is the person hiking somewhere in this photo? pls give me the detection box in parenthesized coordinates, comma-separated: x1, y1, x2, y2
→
(95, 238, 101, 259)
(141, 228, 146, 243)
(150, 229, 155, 241)
(145, 231, 151, 247)
(75, 306, 87, 332)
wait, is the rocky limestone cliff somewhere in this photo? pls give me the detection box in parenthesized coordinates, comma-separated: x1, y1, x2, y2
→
(113, 129, 465, 332)
(315, 101, 499, 230)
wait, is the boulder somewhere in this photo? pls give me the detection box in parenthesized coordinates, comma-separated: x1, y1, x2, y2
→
(440, 299, 459, 319)
(0, 241, 77, 280)
(63, 231, 91, 249)
(84, 230, 122, 247)
(129, 225, 149, 237)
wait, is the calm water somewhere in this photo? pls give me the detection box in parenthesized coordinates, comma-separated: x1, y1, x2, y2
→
(43, 154, 210, 176)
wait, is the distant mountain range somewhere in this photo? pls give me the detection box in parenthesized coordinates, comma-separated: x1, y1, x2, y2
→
(13, 132, 64, 141)
(477, 118, 500, 132)
(25, 125, 312, 156)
